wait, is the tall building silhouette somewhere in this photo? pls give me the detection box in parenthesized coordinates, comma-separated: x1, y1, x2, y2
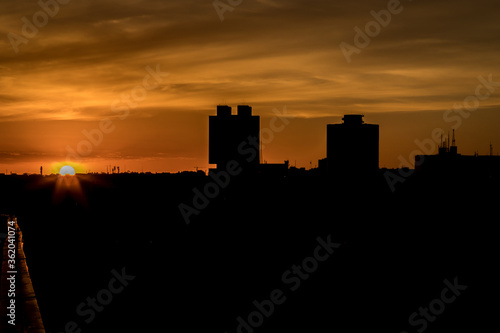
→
(327, 115, 379, 177)
(209, 105, 260, 170)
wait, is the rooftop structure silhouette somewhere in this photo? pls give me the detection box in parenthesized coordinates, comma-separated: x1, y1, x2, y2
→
(209, 105, 260, 172)
(415, 130, 500, 176)
(326, 114, 379, 178)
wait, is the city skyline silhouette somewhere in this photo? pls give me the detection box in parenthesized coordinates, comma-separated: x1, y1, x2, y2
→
(0, 104, 498, 177)
(1, 0, 499, 332)
(2, 1, 500, 174)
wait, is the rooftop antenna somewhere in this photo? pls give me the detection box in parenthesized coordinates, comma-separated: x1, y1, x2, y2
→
(452, 129, 456, 147)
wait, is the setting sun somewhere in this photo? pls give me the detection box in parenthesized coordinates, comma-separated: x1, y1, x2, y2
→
(51, 162, 85, 175)
(59, 165, 76, 176)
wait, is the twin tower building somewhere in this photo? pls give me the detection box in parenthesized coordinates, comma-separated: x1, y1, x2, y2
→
(209, 105, 379, 177)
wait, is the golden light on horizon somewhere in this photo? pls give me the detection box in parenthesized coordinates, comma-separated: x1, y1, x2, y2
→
(53, 166, 87, 206)
(59, 165, 76, 176)
(51, 162, 85, 175)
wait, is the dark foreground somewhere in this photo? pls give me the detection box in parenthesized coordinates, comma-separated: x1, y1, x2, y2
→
(0, 169, 498, 332)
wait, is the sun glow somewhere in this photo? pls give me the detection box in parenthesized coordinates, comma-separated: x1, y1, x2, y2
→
(59, 165, 76, 176)
(51, 161, 85, 175)
(52, 164, 87, 206)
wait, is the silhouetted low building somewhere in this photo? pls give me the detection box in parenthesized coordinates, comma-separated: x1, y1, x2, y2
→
(317, 158, 328, 177)
(416, 142, 500, 178)
(259, 161, 289, 178)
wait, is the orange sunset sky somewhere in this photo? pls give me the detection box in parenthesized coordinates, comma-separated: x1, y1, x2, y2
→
(1, 0, 500, 174)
